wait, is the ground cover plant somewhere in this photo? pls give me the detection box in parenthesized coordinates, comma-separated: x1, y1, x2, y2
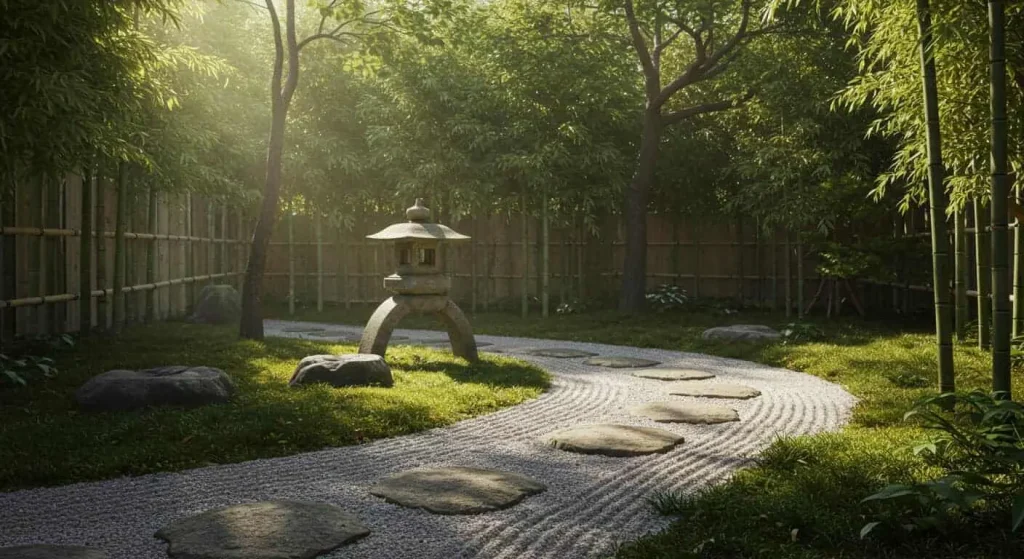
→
(0, 322, 548, 491)
(270, 302, 1024, 558)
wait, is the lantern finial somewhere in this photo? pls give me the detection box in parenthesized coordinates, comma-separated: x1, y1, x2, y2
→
(406, 198, 431, 223)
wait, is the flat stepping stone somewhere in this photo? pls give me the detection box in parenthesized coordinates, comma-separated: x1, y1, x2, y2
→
(669, 383, 761, 400)
(702, 324, 781, 343)
(75, 366, 234, 412)
(630, 401, 740, 424)
(0, 545, 108, 559)
(632, 368, 716, 381)
(305, 330, 357, 338)
(282, 326, 326, 333)
(424, 340, 493, 348)
(370, 467, 546, 515)
(544, 424, 684, 457)
(522, 348, 598, 358)
(156, 500, 369, 559)
(583, 356, 660, 368)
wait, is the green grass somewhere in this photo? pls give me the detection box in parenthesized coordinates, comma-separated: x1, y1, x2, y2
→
(271, 302, 1023, 558)
(0, 322, 548, 491)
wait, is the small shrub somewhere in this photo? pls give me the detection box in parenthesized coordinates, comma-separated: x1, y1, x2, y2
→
(645, 284, 688, 313)
(1, 353, 58, 386)
(556, 299, 591, 315)
(861, 391, 1024, 538)
(780, 322, 825, 344)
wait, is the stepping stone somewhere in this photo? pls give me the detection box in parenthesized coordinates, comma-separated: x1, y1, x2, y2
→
(305, 330, 357, 338)
(522, 348, 598, 358)
(156, 500, 369, 559)
(0, 545, 108, 559)
(632, 368, 716, 381)
(543, 424, 684, 457)
(290, 354, 393, 388)
(424, 340, 493, 348)
(630, 401, 740, 424)
(583, 356, 661, 368)
(669, 383, 761, 400)
(283, 326, 326, 333)
(75, 366, 235, 412)
(702, 324, 781, 343)
(370, 466, 546, 515)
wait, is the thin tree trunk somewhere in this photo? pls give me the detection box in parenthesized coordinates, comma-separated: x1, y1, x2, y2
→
(79, 166, 93, 335)
(917, 0, 955, 394)
(955, 208, 969, 339)
(620, 108, 660, 312)
(976, 200, 992, 349)
(989, 0, 1011, 395)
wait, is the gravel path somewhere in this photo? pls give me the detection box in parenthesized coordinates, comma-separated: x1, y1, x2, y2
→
(0, 320, 857, 558)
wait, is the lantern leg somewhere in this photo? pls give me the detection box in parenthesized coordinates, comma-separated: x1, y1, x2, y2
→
(437, 300, 479, 362)
(359, 297, 412, 358)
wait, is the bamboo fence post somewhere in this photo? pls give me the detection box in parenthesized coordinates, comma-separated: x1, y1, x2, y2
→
(796, 231, 804, 318)
(0, 177, 14, 345)
(79, 167, 94, 335)
(219, 202, 227, 278)
(755, 218, 763, 307)
(521, 193, 528, 318)
(955, 208, 969, 339)
(113, 164, 127, 328)
(693, 218, 702, 298)
(471, 217, 478, 313)
(94, 174, 107, 327)
(976, 200, 992, 348)
(771, 229, 778, 311)
(541, 190, 549, 318)
(288, 209, 295, 315)
(316, 212, 323, 312)
(1013, 184, 1024, 337)
(576, 218, 585, 300)
(784, 231, 792, 318)
(38, 176, 49, 334)
(340, 227, 350, 309)
(146, 188, 158, 322)
(185, 193, 194, 306)
(560, 226, 569, 305)
(737, 217, 745, 304)
(671, 217, 680, 286)
(206, 204, 215, 287)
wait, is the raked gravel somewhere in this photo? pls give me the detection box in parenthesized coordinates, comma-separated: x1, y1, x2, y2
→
(0, 319, 858, 559)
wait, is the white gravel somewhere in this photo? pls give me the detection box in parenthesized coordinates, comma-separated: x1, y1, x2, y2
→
(0, 319, 857, 558)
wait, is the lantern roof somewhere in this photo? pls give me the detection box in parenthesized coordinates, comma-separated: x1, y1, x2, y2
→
(366, 198, 470, 242)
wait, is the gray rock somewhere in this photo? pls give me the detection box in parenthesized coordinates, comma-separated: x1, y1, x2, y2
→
(289, 354, 393, 388)
(583, 356, 661, 368)
(701, 324, 781, 343)
(189, 284, 241, 324)
(544, 424, 683, 457)
(75, 366, 234, 412)
(669, 383, 761, 400)
(370, 467, 546, 515)
(155, 500, 369, 559)
(630, 401, 740, 424)
(631, 368, 716, 381)
(283, 326, 326, 333)
(0, 545, 108, 559)
(522, 348, 598, 358)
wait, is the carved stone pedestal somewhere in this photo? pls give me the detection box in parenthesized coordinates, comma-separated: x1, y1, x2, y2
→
(358, 295, 478, 362)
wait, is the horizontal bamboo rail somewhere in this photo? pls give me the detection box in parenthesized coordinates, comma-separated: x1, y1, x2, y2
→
(0, 226, 244, 243)
(0, 272, 241, 309)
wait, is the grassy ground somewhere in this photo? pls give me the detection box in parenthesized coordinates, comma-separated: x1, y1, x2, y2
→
(0, 323, 548, 491)
(272, 302, 1023, 558)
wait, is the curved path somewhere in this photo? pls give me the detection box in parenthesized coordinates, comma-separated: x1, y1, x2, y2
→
(0, 320, 857, 558)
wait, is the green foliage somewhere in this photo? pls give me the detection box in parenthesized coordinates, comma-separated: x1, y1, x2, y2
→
(780, 322, 825, 344)
(0, 354, 58, 387)
(862, 391, 1024, 537)
(816, 242, 883, 279)
(645, 284, 690, 313)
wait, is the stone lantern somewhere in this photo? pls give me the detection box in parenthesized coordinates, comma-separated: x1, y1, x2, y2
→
(358, 199, 479, 362)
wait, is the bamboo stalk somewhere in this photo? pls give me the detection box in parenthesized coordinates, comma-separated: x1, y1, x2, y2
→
(990, 0, 1011, 395)
(577, 218, 584, 300)
(316, 212, 323, 312)
(975, 200, 992, 349)
(955, 208, 969, 339)
(206, 204, 215, 287)
(693, 218, 702, 298)
(737, 217, 745, 304)
(771, 229, 778, 311)
(671, 217, 680, 286)
(113, 164, 127, 328)
(560, 226, 569, 305)
(796, 232, 804, 318)
(236, 208, 245, 291)
(219, 202, 227, 276)
(340, 228, 350, 310)
(471, 217, 479, 313)
(79, 167, 93, 335)
(0, 175, 11, 347)
(755, 218, 763, 306)
(38, 176, 49, 334)
(784, 231, 792, 318)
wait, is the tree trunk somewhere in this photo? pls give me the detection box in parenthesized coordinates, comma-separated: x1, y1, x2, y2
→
(240, 103, 287, 340)
(975, 200, 992, 349)
(989, 0, 1011, 395)
(620, 108, 661, 312)
(917, 0, 955, 394)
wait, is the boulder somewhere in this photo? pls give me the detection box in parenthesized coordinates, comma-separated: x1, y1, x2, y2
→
(0, 545, 108, 559)
(544, 424, 683, 457)
(189, 284, 241, 325)
(76, 366, 234, 412)
(156, 500, 369, 559)
(289, 354, 393, 388)
(370, 467, 545, 515)
(701, 324, 781, 343)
